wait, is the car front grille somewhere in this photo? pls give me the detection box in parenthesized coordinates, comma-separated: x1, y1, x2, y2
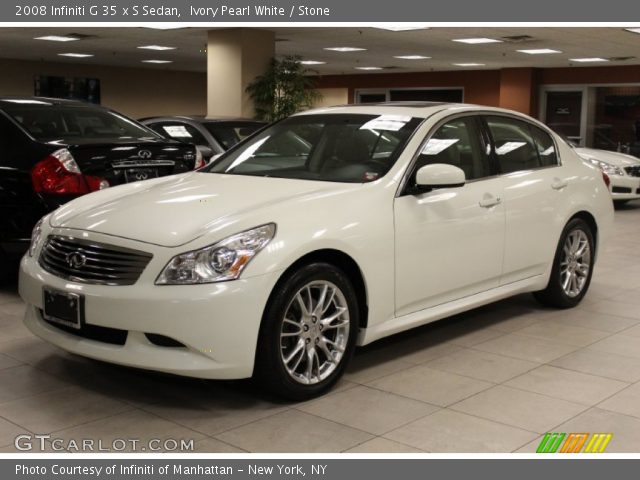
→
(39, 235, 152, 286)
(625, 166, 640, 177)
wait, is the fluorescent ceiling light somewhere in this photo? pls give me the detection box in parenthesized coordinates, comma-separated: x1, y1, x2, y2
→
(569, 57, 609, 63)
(355, 66, 383, 70)
(324, 47, 367, 52)
(298, 60, 326, 65)
(517, 49, 562, 54)
(453, 38, 502, 44)
(142, 59, 173, 64)
(393, 55, 431, 60)
(624, 28, 640, 34)
(137, 45, 176, 51)
(374, 26, 430, 32)
(34, 35, 79, 42)
(453, 63, 485, 67)
(58, 53, 93, 58)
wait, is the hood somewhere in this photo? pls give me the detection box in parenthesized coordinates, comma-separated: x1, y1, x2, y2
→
(574, 147, 640, 167)
(49, 173, 354, 247)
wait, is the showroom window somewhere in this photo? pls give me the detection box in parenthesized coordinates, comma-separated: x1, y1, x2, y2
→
(415, 116, 490, 181)
(485, 116, 542, 174)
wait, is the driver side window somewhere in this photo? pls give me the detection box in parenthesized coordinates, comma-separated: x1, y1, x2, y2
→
(415, 116, 490, 181)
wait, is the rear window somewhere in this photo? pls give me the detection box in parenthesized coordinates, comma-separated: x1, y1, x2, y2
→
(203, 122, 264, 150)
(1, 102, 158, 142)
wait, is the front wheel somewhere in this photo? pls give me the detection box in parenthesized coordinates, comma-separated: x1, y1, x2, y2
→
(254, 263, 359, 400)
(533, 218, 595, 308)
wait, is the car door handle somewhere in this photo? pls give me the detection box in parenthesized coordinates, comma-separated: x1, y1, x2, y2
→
(479, 194, 501, 208)
(551, 178, 568, 190)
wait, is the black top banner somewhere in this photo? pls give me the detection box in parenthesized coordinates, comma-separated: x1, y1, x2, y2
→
(4, 0, 640, 22)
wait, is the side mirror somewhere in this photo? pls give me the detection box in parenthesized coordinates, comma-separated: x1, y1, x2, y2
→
(196, 145, 214, 159)
(415, 163, 466, 191)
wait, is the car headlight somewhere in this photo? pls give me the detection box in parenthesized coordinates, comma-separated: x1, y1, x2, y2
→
(588, 158, 625, 176)
(28, 217, 44, 257)
(155, 223, 276, 285)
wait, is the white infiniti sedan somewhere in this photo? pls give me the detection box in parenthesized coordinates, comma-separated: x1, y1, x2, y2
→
(573, 147, 640, 206)
(19, 103, 614, 399)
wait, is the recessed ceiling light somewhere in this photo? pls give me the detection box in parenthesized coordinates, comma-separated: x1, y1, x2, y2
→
(35, 35, 79, 42)
(142, 59, 173, 64)
(374, 26, 430, 32)
(324, 47, 367, 52)
(58, 53, 94, 58)
(355, 67, 383, 70)
(452, 63, 485, 67)
(393, 55, 431, 60)
(569, 57, 609, 63)
(624, 28, 640, 34)
(298, 60, 326, 65)
(137, 45, 176, 51)
(453, 38, 503, 44)
(517, 49, 562, 55)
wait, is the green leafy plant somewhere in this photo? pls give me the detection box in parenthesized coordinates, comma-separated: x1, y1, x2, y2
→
(246, 55, 322, 122)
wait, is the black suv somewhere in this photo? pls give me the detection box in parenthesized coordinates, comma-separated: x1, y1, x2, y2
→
(0, 97, 203, 278)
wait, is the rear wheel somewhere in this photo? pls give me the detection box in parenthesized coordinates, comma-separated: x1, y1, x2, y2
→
(255, 263, 358, 400)
(533, 218, 595, 308)
(614, 200, 630, 208)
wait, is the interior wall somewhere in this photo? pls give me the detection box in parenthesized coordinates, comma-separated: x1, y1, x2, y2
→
(315, 70, 502, 107)
(313, 88, 349, 108)
(0, 58, 207, 119)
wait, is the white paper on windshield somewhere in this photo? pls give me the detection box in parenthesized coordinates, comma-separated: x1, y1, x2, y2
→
(496, 141, 526, 155)
(360, 115, 412, 132)
(163, 125, 192, 138)
(421, 138, 460, 155)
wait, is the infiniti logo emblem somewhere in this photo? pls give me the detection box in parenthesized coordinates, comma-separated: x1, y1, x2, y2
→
(137, 150, 152, 159)
(66, 252, 87, 269)
(134, 171, 148, 181)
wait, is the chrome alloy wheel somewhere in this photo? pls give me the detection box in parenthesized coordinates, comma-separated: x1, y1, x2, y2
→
(560, 229, 591, 298)
(279, 281, 350, 385)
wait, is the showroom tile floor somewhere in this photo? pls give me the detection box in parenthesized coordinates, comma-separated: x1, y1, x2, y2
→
(2, 204, 640, 453)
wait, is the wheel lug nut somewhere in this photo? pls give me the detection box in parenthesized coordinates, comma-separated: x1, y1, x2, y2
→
(303, 325, 309, 331)
(315, 338, 319, 344)
(312, 316, 317, 323)
(306, 338, 311, 344)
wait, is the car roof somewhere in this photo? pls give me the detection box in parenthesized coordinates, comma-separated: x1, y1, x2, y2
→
(296, 101, 531, 120)
(140, 115, 265, 124)
(0, 96, 97, 107)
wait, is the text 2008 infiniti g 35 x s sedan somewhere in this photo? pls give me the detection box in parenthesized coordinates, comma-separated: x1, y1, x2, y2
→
(19, 102, 614, 399)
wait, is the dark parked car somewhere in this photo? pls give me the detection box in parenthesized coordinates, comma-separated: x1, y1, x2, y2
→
(0, 97, 204, 277)
(140, 115, 265, 161)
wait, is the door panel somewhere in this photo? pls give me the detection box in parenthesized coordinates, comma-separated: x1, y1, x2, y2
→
(394, 115, 505, 317)
(484, 115, 564, 283)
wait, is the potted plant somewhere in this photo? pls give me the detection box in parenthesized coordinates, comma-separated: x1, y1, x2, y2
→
(246, 55, 322, 122)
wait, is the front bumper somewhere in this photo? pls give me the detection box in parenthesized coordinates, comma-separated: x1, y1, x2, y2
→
(610, 174, 640, 201)
(19, 247, 281, 379)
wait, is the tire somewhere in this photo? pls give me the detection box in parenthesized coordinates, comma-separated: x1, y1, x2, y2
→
(254, 262, 359, 400)
(614, 200, 630, 208)
(533, 218, 595, 309)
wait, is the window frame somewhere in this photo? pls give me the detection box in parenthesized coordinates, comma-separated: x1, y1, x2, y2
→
(481, 114, 561, 175)
(398, 112, 496, 196)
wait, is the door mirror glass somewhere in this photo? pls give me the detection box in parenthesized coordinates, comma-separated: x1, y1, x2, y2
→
(415, 163, 466, 190)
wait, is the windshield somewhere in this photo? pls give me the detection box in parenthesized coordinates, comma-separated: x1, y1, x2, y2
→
(203, 121, 265, 150)
(2, 103, 159, 142)
(204, 114, 422, 183)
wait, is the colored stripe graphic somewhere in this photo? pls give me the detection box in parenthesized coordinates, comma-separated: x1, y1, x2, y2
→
(584, 433, 613, 453)
(536, 433, 566, 453)
(560, 433, 589, 453)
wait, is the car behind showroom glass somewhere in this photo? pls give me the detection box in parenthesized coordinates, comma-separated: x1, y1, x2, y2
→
(204, 114, 423, 183)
